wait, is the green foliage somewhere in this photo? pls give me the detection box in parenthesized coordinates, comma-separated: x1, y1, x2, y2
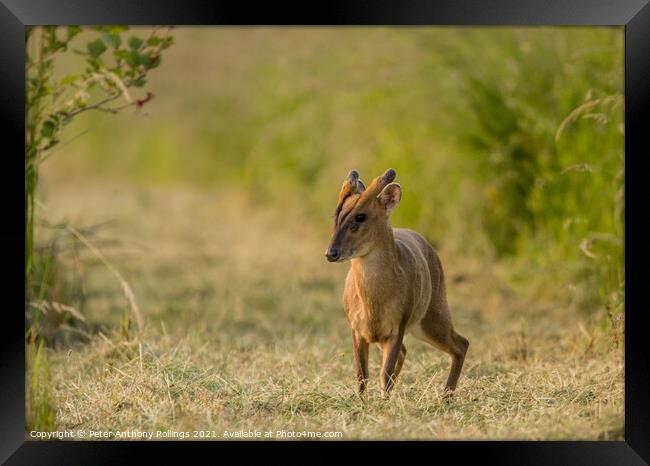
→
(86, 39, 107, 58)
(426, 29, 624, 323)
(437, 30, 622, 257)
(25, 26, 174, 306)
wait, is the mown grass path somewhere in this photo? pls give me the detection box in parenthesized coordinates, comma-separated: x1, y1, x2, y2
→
(37, 183, 623, 440)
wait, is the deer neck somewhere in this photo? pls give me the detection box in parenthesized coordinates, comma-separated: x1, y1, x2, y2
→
(350, 225, 400, 296)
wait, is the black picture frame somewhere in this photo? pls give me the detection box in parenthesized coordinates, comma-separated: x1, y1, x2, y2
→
(2, 0, 649, 464)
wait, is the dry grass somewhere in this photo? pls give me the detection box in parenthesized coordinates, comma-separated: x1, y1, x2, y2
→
(35, 181, 624, 440)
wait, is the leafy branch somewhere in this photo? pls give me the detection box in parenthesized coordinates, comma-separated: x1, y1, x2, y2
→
(26, 26, 174, 302)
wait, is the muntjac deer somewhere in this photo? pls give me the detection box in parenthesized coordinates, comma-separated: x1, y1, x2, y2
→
(325, 168, 469, 398)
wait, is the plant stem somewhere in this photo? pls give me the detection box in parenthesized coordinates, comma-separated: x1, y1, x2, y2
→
(25, 29, 47, 303)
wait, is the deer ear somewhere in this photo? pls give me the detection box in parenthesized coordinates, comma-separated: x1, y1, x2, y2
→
(378, 183, 402, 215)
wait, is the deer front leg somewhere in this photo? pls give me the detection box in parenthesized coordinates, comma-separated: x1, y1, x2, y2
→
(379, 332, 405, 396)
(352, 331, 369, 397)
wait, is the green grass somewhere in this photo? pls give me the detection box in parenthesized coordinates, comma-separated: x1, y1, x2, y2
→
(26, 337, 57, 433)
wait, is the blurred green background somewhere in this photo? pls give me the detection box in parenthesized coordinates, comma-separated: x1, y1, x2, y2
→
(42, 26, 624, 320)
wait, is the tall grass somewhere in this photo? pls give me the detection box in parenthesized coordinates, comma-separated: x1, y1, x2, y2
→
(434, 28, 624, 327)
(26, 334, 56, 432)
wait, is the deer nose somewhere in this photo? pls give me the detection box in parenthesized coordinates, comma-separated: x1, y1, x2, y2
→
(325, 247, 340, 262)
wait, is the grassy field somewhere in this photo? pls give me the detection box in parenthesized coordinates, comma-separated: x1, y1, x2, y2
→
(27, 27, 624, 440)
(31, 180, 623, 440)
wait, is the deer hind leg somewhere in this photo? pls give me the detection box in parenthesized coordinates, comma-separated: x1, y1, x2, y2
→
(443, 332, 469, 395)
(415, 307, 469, 397)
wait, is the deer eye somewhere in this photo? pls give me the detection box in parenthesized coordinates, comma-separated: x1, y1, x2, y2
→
(355, 213, 367, 223)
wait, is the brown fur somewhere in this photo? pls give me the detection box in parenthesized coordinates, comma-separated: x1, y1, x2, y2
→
(326, 169, 469, 397)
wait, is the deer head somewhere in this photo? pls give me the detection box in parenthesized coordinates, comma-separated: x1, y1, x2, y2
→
(325, 168, 402, 262)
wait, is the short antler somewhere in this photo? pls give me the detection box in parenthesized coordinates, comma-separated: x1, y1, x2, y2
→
(359, 168, 397, 202)
(338, 170, 360, 204)
(334, 170, 365, 222)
